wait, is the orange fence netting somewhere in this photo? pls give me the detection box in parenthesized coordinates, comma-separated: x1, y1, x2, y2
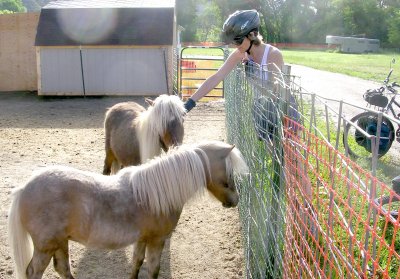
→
(282, 117, 400, 279)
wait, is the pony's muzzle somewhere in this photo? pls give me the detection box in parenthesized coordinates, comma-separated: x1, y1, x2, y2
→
(223, 196, 239, 208)
(222, 201, 237, 208)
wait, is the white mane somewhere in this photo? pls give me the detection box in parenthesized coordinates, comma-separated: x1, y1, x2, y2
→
(118, 141, 249, 216)
(136, 94, 186, 163)
(120, 146, 208, 216)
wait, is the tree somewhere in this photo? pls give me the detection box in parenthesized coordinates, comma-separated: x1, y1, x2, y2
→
(0, 9, 14, 14)
(341, 0, 385, 38)
(280, 0, 319, 43)
(21, 0, 52, 11)
(0, 0, 25, 12)
(387, 10, 400, 46)
(195, 1, 223, 42)
(175, 0, 397, 46)
(259, 0, 285, 43)
(176, 0, 198, 42)
(22, 0, 41, 11)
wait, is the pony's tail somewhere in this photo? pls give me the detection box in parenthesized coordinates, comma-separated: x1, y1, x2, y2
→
(8, 187, 33, 279)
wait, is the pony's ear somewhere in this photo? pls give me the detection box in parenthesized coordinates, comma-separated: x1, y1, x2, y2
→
(219, 144, 235, 158)
(145, 98, 155, 106)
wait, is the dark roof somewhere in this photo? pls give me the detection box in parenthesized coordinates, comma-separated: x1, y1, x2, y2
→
(35, 1, 175, 46)
(43, 0, 175, 9)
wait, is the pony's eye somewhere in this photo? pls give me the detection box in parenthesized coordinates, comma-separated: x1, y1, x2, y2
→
(223, 183, 229, 188)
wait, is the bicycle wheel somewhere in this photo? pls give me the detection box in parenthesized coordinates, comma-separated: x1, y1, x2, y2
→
(343, 111, 394, 159)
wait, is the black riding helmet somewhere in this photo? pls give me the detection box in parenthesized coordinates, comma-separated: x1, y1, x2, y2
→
(221, 10, 260, 45)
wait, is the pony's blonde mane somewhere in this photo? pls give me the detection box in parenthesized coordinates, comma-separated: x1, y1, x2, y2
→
(121, 146, 208, 216)
(136, 94, 185, 163)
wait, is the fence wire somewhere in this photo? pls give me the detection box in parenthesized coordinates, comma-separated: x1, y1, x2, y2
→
(224, 64, 400, 279)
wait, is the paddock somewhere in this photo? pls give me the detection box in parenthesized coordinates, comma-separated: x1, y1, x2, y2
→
(0, 92, 243, 279)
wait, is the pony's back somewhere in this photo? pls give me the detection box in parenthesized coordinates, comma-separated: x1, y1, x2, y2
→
(104, 102, 145, 131)
(103, 102, 146, 173)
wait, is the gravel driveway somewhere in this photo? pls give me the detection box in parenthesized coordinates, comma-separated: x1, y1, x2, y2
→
(291, 64, 380, 104)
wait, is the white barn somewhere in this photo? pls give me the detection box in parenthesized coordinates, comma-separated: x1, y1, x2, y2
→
(35, 0, 177, 96)
(326, 35, 380, 54)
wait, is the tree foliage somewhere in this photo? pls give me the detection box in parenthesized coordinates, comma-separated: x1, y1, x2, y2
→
(194, 1, 223, 42)
(21, 0, 51, 11)
(8, 0, 400, 48)
(0, 0, 25, 13)
(387, 10, 400, 46)
(176, 0, 400, 48)
(176, 0, 197, 42)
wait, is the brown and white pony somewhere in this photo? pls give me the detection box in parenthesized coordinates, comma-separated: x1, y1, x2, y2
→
(103, 94, 186, 175)
(8, 141, 248, 279)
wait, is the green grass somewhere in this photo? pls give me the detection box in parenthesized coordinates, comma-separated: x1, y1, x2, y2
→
(179, 47, 400, 83)
(180, 46, 227, 57)
(282, 49, 400, 83)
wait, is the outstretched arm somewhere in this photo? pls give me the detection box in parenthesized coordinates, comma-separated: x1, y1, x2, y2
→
(184, 50, 244, 111)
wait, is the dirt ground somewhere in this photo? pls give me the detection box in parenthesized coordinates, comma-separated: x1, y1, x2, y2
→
(0, 92, 244, 279)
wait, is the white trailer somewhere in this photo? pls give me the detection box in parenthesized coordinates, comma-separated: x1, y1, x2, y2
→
(326, 35, 380, 53)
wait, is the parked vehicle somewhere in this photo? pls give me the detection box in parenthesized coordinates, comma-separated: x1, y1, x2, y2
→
(343, 59, 400, 159)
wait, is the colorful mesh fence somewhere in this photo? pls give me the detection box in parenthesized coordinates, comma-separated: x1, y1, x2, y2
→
(224, 63, 400, 278)
(282, 117, 399, 278)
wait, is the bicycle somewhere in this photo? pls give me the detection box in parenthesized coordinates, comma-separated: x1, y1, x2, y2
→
(343, 59, 400, 159)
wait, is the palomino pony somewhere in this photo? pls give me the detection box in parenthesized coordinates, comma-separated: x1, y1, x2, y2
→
(8, 140, 248, 279)
(103, 94, 186, 175)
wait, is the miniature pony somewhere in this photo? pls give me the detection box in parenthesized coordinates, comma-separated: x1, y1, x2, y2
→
(103, 94, 186, 174)
(8, 141, 248, 279)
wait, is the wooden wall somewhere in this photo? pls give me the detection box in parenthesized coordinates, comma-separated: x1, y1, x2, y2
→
(0, 13, 39, 92)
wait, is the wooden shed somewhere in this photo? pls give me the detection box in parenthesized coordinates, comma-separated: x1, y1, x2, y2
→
(35, 0, 176, 96)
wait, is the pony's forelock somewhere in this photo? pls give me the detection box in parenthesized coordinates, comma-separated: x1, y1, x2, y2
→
(149, 95, 185, 132)
(136, 95, 185, 163)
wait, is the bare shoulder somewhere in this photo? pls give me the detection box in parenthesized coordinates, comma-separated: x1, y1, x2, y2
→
(267, 44, 284, 70)
(268, 45, 283, 60)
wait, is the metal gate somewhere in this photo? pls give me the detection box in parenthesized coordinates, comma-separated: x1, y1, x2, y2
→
(177, 46, 228, 100)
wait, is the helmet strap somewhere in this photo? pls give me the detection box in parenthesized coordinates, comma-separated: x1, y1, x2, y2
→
(246, 40, 254, 54)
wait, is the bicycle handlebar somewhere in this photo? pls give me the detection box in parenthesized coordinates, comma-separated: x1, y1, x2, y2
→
(384, 69, 393, 84)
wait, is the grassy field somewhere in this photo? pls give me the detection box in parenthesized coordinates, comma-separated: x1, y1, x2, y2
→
(179, 47, 227, 56)
(180, 47, 400, 83)
(282, 49, 400, 83)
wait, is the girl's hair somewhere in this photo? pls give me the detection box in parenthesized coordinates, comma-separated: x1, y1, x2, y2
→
(248, 30, 263, 46)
